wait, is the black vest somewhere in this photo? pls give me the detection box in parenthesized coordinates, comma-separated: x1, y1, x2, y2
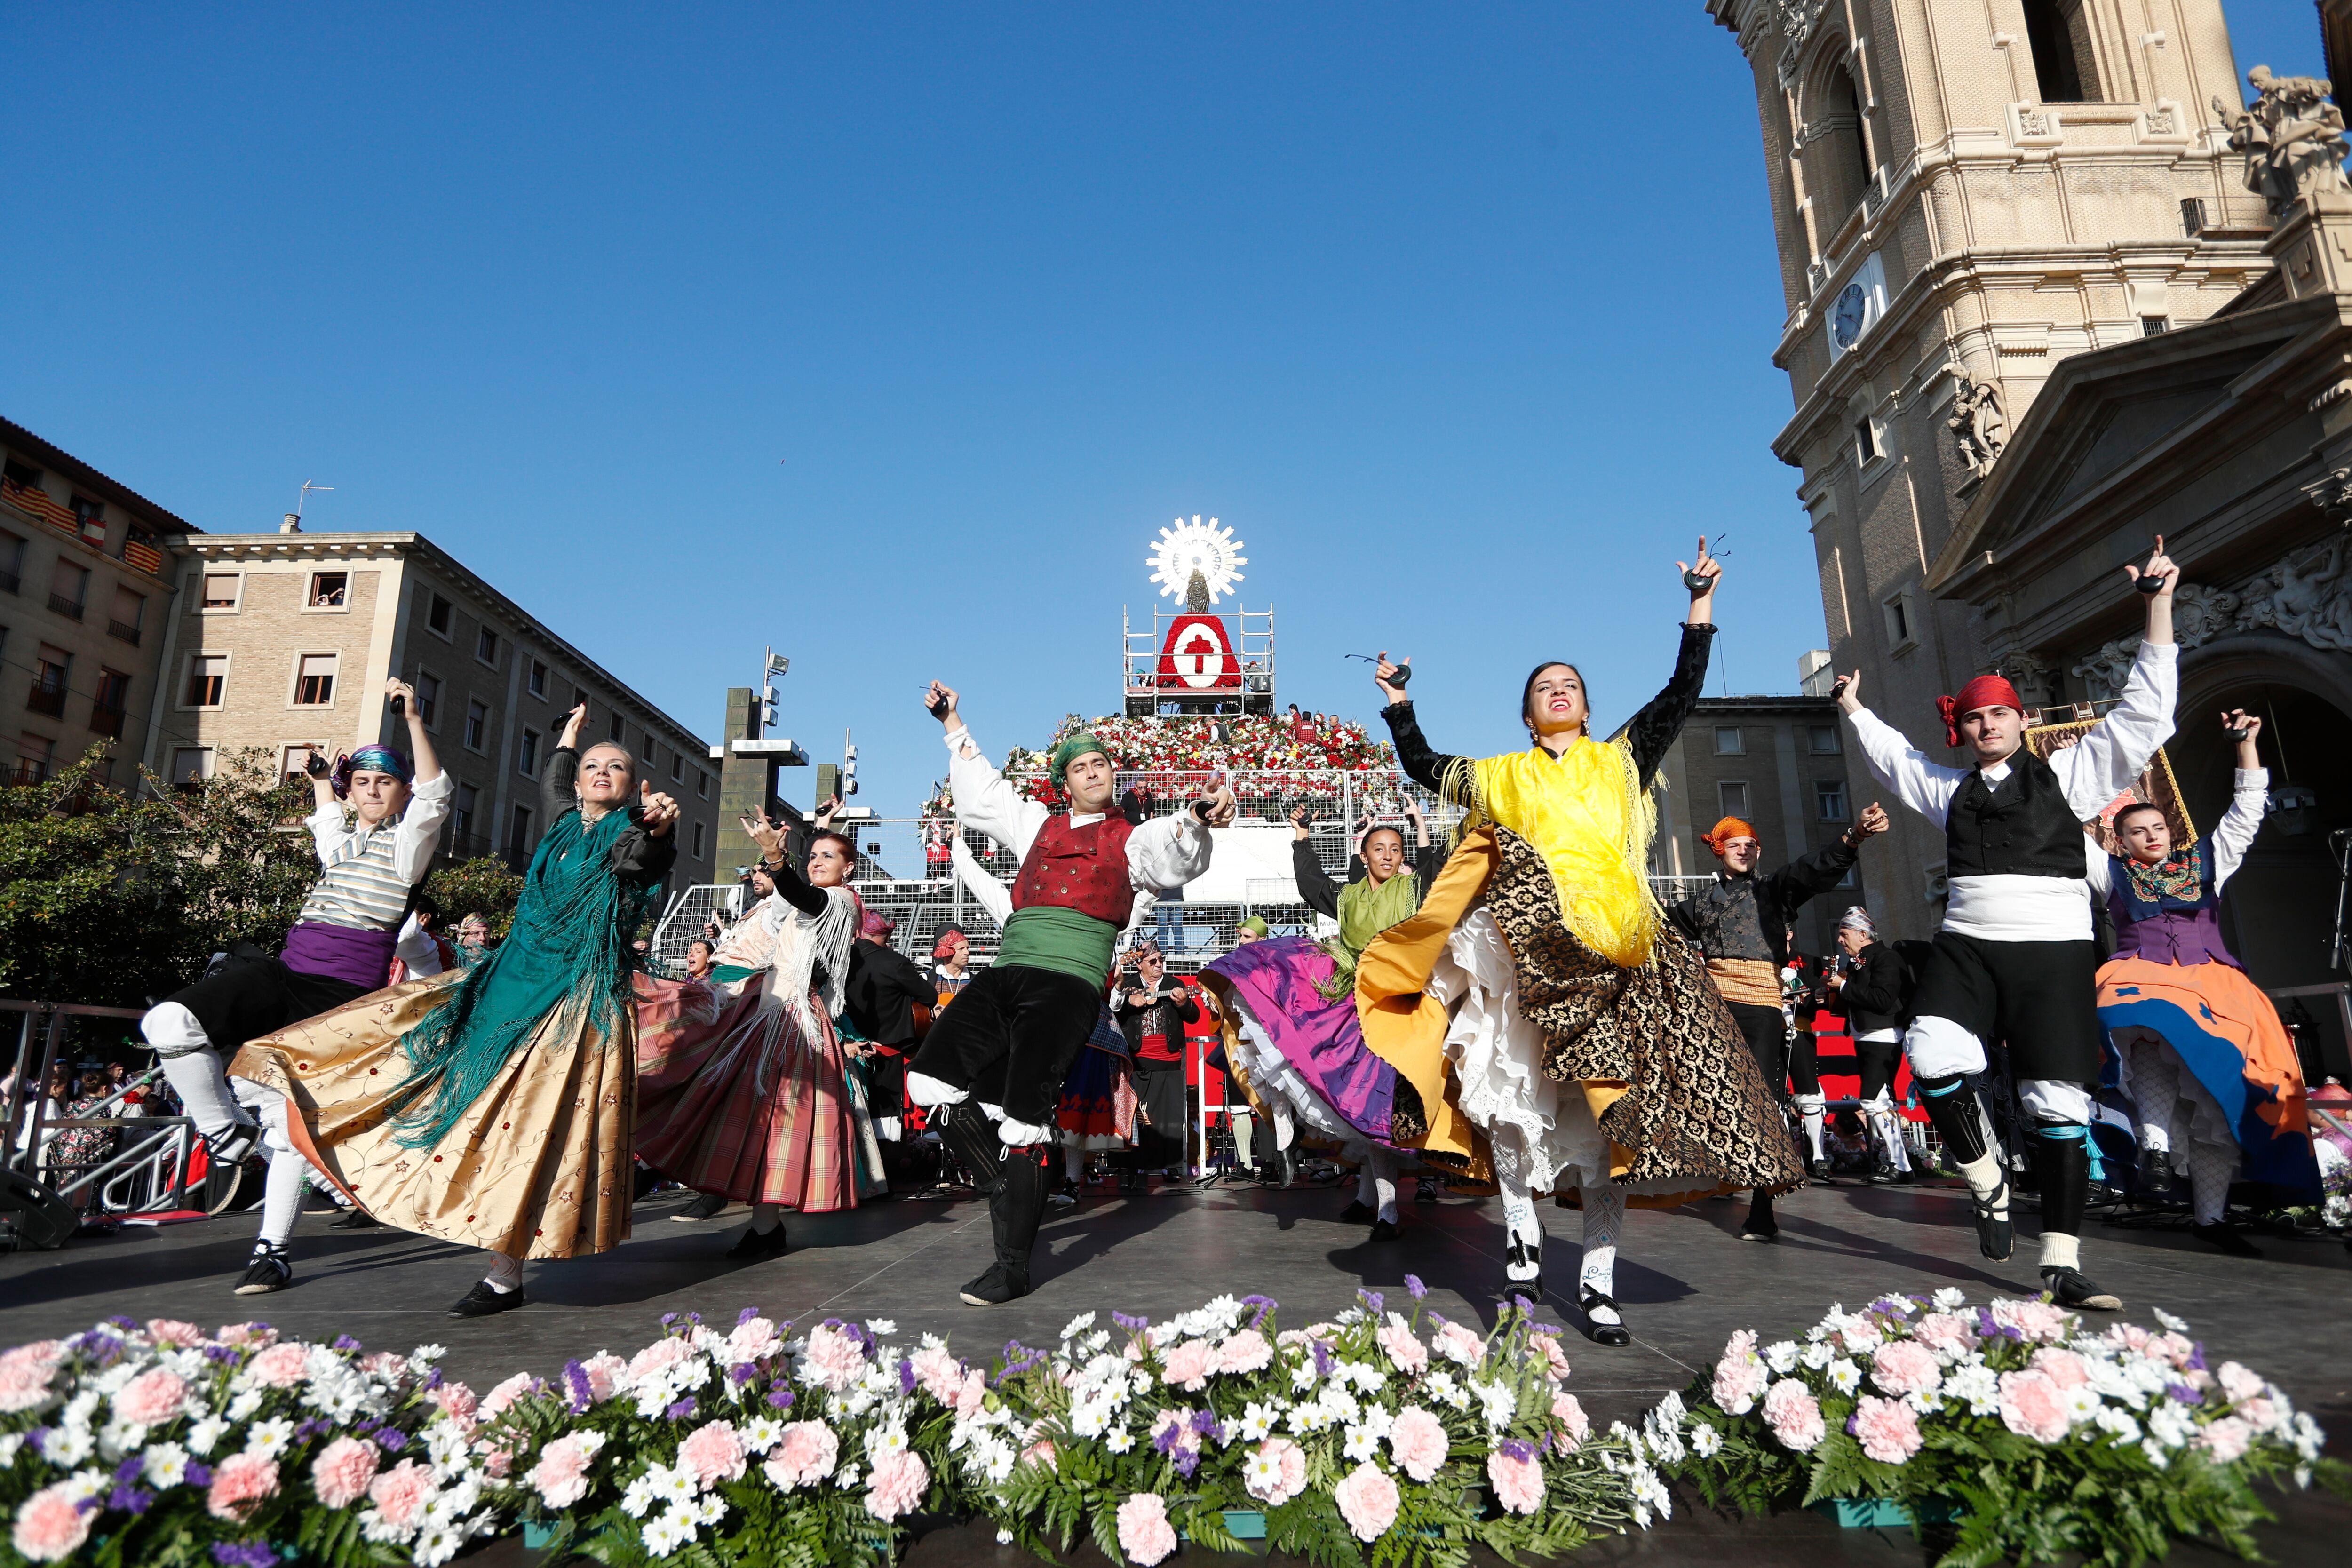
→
(1944, 753, 2085, 879)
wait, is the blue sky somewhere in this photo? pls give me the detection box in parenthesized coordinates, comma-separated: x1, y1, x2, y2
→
(2, 2, 2328, 819)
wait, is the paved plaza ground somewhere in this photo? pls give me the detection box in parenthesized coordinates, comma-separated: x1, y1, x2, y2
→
(6, 1173, 2346, 1564)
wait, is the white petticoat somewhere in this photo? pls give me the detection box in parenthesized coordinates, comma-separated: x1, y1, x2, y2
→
(1224, 1004, 1376, 1163)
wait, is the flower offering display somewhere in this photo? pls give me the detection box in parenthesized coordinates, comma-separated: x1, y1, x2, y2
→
(997, 712, 1399, 811)
(1660, 1289, 2345, 1568)
(0, 1318, 477, 1568)
(978, 1284, 1642, 1567)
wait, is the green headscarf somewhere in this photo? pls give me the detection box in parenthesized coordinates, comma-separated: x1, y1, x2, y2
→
(1235, 915, 1270, 939)
(1316, 870, 1422, 1000)
(389, 805, 650, 1147)
(1049, 733, 1111, 790)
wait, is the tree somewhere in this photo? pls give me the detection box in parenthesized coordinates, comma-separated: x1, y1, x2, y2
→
(425, 857, 525, 938)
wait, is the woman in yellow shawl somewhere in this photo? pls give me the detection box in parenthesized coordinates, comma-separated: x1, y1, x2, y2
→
(1367, 541, 1802, 1345)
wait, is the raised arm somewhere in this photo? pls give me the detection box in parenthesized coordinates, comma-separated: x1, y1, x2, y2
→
(1836, 672, 1967, 829)
(743, 811, 830, 917)
(1624, 622, 1718, 786)
(1290, 833, 1342, 919)
(1764, 802, 1885, 919)
(2211, 709, 2270, 890)
(926, 681, 1050, 861)
(2051, 542, 2182, 817)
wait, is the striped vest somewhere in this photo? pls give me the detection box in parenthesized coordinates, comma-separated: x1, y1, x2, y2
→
(297, 823, 414, 932)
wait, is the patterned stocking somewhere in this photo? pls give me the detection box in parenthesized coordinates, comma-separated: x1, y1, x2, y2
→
(1579, 1183, 1624, 1326)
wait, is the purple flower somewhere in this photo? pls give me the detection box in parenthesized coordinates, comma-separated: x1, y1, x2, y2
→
(332, 1335, 362, 1353)
(2187, 1343, 2207, 1372)
(660, 1313, 681, 1329)
(730, 1362, 757, 1386)
(2168, 1383, 2202, 1406)
(293, 1419, 330, 1441)
(186, 1464, 213, 1488)
(1359, 1289, 1384, 1316)
(1530, 1322, 1564, 1338)
(107, 1316, 138, 1331)
(27, 1429, 48, 1457)
(1497, 1438, 1536, 1464)
(204, 1345, 238, 1364)
(1311, 1342, 1333, 1378)
(1509, 1294, 1534, 1314)
(210, 1543, 278, 1568)
(766, 1387, 795, 1410)
(1172, 1447, 1201, 1479)
(115, 1457, 146, 1484)
(564, 1361, 594, 1414)
(375, 1430, 407, 1453)
(737, 1306, 762, 1327)
(421, 1368, 444, 1393)
(1112, 1312, 1148, 1333)
(85, 1334, 124, 1364)
(108, 1485, 154, 1516)
(898, 1359, 916, 1395)
(1153, 1424, 1181, 1456)
(1189, 1409, 1218, 1437)
(665, 1399, 696, 1422)
(1242, 1295, 1277, 1328)
(1403, 1275, 1428, 1301)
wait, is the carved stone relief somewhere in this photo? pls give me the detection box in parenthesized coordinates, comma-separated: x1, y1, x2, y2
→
(1947, 369, 2008, 480)
(2214, 65, 2350, 216)
(2066, 541, 2352, 695)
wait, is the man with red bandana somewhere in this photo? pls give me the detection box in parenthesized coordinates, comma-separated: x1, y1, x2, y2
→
(906, 681, 1237, 1305)
(1835, 541, 2181, 1311)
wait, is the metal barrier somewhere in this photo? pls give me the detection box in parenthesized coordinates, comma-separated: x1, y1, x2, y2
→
(3, 1000, 196, 1223)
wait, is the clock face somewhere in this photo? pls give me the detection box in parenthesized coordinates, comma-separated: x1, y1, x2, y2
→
(1832, 282, 1869, 350)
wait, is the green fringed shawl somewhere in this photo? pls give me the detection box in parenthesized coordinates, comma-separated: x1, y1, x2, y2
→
(1314, 870, 1423, 1001)
(390, 805, 647, 1148)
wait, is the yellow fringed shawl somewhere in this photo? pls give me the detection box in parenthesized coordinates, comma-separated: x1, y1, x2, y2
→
(1444, 739, 1661, 969)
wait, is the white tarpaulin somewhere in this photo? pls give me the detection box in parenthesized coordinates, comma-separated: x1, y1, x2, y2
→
(1180, 824, 1301, 904)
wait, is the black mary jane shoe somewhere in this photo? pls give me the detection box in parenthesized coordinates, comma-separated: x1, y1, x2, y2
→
(1336, 1199, 1376, 1224)
(1578, 1287, 1632, 1347)
(2039, 1266, 2121, 1312)
(2135, 1147, 2179, 1200)
(234, 1245, 292, 1297)
(1503, 1235, 1543, 1288)
(446, 1281, 530, 1319)
(724, 1222, 789, 1260)
(1366, 1218, 1398, 1242)
(1807, 1156, 1833, 1183)
(328, 1209, 381, 1230)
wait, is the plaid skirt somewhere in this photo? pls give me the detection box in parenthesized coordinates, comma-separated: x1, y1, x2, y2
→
(635, 985, 860, 1211)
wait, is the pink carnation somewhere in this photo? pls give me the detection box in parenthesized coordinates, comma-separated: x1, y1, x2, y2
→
(145, 1319, 205, 1348)
(1431, 1322, 1486, 1367)
(864, 1449, 929, 1521)
(1161, 1339, 1215, 1392)
(361, 1353, 409, 1379)
(1712, 1329, 1767, 1414)
(2029, 1348, 2090, 1390)
(1245, 1438, 1307, 1505)
(627, 1336, 694, 1385)
(1387, 1406, 1449, 1482)
(215, 1323, 278, 1349)
(482, 1446, 515, 1481)
(1334, 1460, 1401, 1541)
(2217, 1362, 2264, 1403)
(114, 1367, 188, 1426)
(1997, 1370, 2070, 1444)
(429, 1382, 479, 1424)
(580, 1353, 627, 1402)
(1994, 1298, 2070, 1343)
(1551, 1391, 1590, 1449)
(10, 1485, 90, 1563)
(246, 1341, 309, 1389)
(367, 1460, 437, 1531)
(1536, 1332, 1573, 1383)
(1869, 1340, 1940, 1399)
(726, 1316, 781, 1363)
(1218, 1329, 1273, 1375)
(1850, 1395, 1923, 1464)
(909, 1345, 966, 1404)
(1488, 1448, 1546, 1515)
(1276, 1329, 1313, 1350)
(802, 1325, 866, 1391)
(1762, 1379, 1825, 1452)
(2157, 1331, 2197, 1368)
(207, 1452, 280, 1520)
(1378, 1318, 1429, 1375)
(529, 1433, 603, 1509)
(0, 1356, 52, 1415)
(1913, 1313, 1975, 1356)
(1115, 1492, 1179, 1567)
(1021, 1438, 1057, 1470)
(480, 1372, 537, 1418)
(678, 1420, 747, 1488)
(763, 1421, 839, 1489)
(310, 1437, 381, 1509)
(951, 1368, 987, 1416)
(2199, 1416, 2253, 1464)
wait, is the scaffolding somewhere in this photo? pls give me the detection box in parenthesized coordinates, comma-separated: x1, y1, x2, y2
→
(1122, 605, 1276, 718)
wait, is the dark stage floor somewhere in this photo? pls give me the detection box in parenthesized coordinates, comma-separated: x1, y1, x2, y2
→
(7, 1174, 2346, 1564)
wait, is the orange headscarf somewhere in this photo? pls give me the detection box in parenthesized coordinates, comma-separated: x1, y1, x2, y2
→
(1700, 816, 1758, 857)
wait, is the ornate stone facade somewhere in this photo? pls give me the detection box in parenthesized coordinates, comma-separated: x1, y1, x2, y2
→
(2216, 65, 2350, 215)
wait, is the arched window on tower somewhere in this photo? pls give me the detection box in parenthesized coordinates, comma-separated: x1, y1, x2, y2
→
(2023, 0, 2102, 103)
(1805, 61, 1875, 223)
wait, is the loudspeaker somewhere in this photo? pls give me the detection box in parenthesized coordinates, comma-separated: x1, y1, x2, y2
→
(0, 1169, 77, 1251)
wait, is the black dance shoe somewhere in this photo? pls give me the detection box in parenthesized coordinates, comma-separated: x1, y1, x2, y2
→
(1047, 1183, 1079, 1210)
(724, 1222, 788, 1260)
(1415, 1176, 1441, 1204)
(1971, 1177, 2015, 1263)
(328, 1209, 381, 1230)
(1807, 1156, 1833, 1182)
(234, 1244, 292, 1296)
(957, 1262, 1032, 1306)
(2135, 1147, 2178, 1199)
(1367, 1218, 1398, 1242)
(2039, 1266, 2121, 1312)
(1503, 1236, 1542, 1286)
(447, 1281, 530, 1319)
(1578, 1287, 1632, 1347)
(672, 1191, 729, 1223)
(2191, 1221, 2263, 1258)
(1336, 1199, 1375, 1224)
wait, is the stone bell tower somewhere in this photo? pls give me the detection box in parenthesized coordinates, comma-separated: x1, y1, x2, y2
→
(1707, 0, 2273, 939)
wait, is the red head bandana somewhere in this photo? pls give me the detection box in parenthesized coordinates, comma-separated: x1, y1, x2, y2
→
(1700, 816, 1759, 856)
(1937, 674, 2023, 747)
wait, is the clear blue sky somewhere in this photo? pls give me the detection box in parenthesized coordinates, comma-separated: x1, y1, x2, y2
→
(2, 2, 2327, 819)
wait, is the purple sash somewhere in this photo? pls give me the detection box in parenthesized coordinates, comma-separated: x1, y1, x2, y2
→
(281, 921, 398, 988)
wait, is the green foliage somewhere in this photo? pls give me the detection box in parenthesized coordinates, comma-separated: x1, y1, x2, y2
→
(424, 857, 525, 938)
(0, 746, 319, 1007)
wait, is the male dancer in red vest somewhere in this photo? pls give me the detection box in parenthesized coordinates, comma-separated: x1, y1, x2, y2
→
(907, 681, 1236, 1305)
(1836, 542, 2179, 1311)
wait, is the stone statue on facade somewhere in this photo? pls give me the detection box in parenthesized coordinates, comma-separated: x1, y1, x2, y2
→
(1947, 369, 2007, 480)
(2238, 536, 2352, 651)
(2214, 65, 2350, 216)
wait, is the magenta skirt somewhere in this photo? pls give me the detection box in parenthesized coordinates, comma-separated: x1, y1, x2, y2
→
(1204, 937, 1398, 1145)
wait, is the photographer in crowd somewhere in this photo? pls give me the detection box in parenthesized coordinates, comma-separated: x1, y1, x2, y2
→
(1113, 942, 1197, 1192)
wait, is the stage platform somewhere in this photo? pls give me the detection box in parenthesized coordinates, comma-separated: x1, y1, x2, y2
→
(6, 1175, 2347, 1564)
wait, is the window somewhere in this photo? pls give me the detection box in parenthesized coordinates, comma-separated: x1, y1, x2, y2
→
(2141, 316, 2171, 337)
(1717, 780, 1750, 819)
(1, 458, 41, 494)
(0, 530, 22, 595)
(1808, 724, 1842, 756)
(464, 698, 490, 752)
(1812, 62, 1875, 218)
(91, 668, 130, 738)
(427, 592, 453, 637)
(1854, 414, 1881, 465)
(695, 771, 708, 800)
(184, 653, 227, 707)
(29, 645, 69, 717)
(48, 560, 88, 619)
(2181, 198, 2207, 238)
(108, 586, 144, 645)
(414, 670, 441, 728)
(279, 743, 326, 781)
(201, 572, 241, 610)
(507, 803, 533, 858)
(475, 626, 499, 666)
(1883, 592, 1915, 650)
(518, 728, 541, 778)
(670, 750, 683, 783)
(1835, 865, 1859, 890)
(308, 572, 348, 608)
(572, 685, 588, 716)
(70, 494, 105, 547)
(453, 782, 478, 841)
(2023, 0, 2100, 103)
(169, 746, 214, 788)
(606, 712, 625, 744)
(1712, 725, 1745, 756)
(294, 654, 337, 706)
(527, 658, 548, 699)
(691, 820, 706, 859)
(18, 733, 56, 785)
(119, 520, 160, 573)
(1816, 779, 1850, 822)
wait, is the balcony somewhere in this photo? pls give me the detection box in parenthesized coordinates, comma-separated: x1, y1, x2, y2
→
(107, 619, 142, 645)
(8, 762, 48, 787)
(90, 703, 127, 740)
(27, 679, 66, 718)
(0, 570, 16, 596)
(48, 593, 84, 621)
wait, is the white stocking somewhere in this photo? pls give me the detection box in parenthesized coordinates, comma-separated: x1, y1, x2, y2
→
(145, 1003, 245, 1145)
(2187, 1139, 2236, 1225)
(482, 1251, 524, 1294)
(1269, 1103, 1295, 1150)
(1794, 1093, 1826, 1162)
(1491, 1130, 1544, 1281)
(254, 1099, 306, 1248)
(2127, 1037, 2181, 1154)
(1579, 1182, 1624, 1326)
(1368, 1147, 1398, 1224)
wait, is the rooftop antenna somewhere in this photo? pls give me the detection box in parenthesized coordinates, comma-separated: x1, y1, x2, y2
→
(283, 480, 333, 534)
